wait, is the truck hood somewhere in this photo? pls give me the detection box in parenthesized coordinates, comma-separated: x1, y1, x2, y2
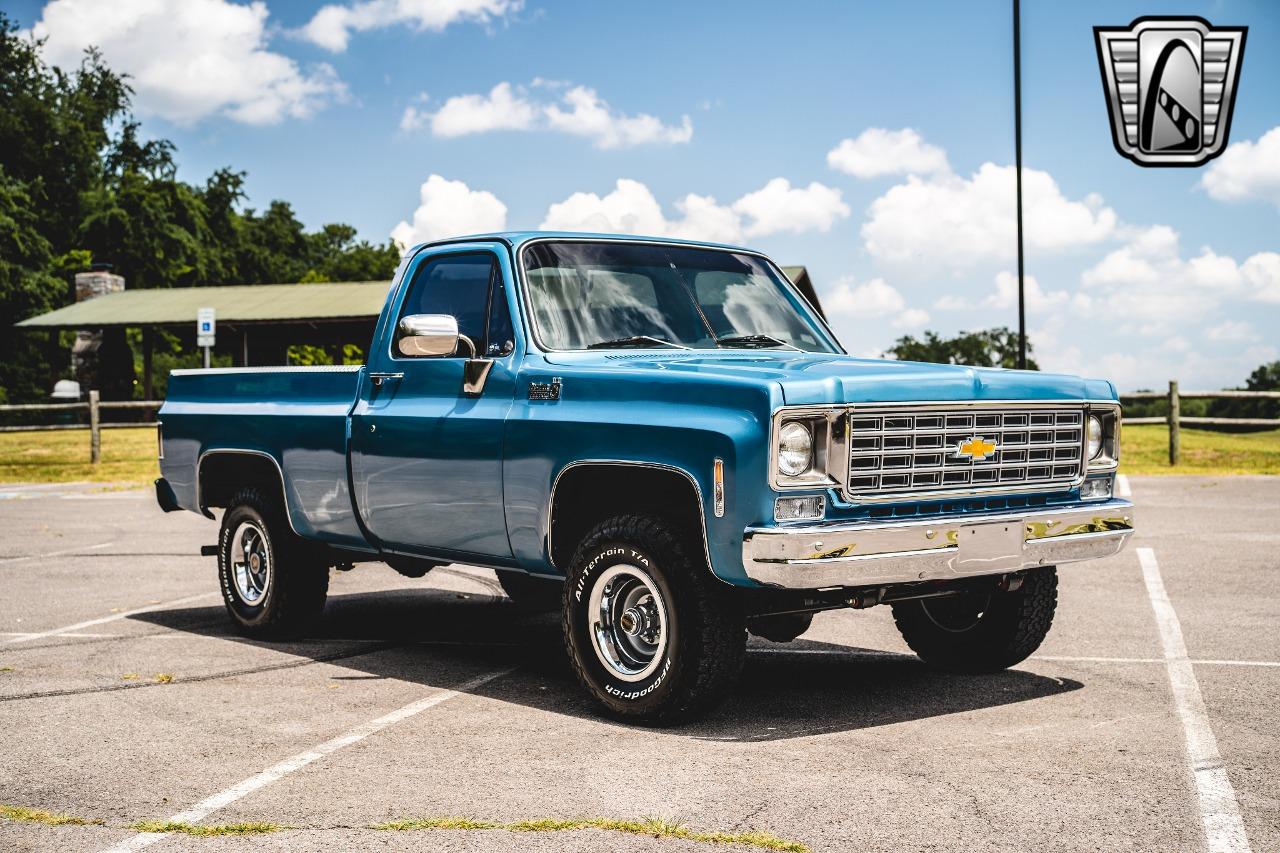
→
(539, 351, 1117, 404)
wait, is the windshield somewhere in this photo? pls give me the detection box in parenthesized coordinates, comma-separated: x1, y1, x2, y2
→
(521, 241, 840, 352)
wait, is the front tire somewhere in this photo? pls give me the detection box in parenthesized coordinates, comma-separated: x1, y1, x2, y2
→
(218, 486, 329, 638)
(891, 567, 1058, 673)
(563, 514, 746, 724)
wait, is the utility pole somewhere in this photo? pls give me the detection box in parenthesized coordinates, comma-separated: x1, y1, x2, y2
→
(1013, 0, 1027, 369)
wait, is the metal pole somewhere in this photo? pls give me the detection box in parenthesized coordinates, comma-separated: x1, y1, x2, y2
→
(1168, 380, 1180, 466)
(142, 326, 154, 401)
(1013, 0, 1027, 369)
(89, 389, 101, 464)
(203, 345, 211, 370)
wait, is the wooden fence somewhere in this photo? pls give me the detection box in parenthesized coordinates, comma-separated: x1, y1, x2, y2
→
(0, 392, 161, 463)
(2, 381, 1277, 467)
(1119, 381, 1280, 465)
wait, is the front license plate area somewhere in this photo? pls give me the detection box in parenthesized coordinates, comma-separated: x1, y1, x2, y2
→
(954, 521, 1025, 572)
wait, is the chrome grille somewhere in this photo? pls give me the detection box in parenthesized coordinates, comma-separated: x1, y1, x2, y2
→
(846, 406, 1084, 498)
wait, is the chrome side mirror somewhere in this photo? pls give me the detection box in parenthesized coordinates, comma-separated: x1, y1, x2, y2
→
(397, 314, 474, 357)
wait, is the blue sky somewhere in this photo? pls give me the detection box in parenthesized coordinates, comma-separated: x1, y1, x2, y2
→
(12, 0, 1279, 389)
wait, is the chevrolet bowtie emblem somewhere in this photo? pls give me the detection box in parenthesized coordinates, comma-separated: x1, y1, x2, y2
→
(956, 436, 998, 461)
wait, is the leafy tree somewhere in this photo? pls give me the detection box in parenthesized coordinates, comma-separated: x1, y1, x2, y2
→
(886, 327, 1038, 370)
(1208, 361, 1280, 423)
(0, 15, 401, 401)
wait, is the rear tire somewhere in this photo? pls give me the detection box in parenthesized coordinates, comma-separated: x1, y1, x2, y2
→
(563, 514, 746, 724)
(218, 486, 328, 638)
(891, 567, 1058, 673)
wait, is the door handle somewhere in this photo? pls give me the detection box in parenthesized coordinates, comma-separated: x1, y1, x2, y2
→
(369, 372, 404, 387)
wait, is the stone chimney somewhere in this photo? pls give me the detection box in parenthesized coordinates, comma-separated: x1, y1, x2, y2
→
(75, 264, 125, 303)
(72, 264, 129, 398)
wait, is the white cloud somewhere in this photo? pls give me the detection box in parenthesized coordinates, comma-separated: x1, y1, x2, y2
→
(300, 0, 520, 52)
(1206, 320, 1259, 343)
(1079, 226, 1280, 333)
(402, 82, 691, 149)
(862, 164, 1117, 269)
(543, 86, 691, 149)
(988, 270, 1070, 311)
(826, 128, 950, 179)
(539, 178, 849, 242)
(28, 0, 345, 125)
(732, 179, 850, 237)
(390, 174, 507, 247)
(428, 82, 537, 137)
(823, 276, 928, 330)
(1200, 126, 1280, 207)
(893, 307, 931, 329)
(826, 277, 904, 317)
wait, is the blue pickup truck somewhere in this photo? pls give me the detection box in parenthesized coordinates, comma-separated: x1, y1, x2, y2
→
(156, 232, 1134, 722)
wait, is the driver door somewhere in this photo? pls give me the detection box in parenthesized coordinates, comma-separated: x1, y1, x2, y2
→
(350, 248, 518, 560)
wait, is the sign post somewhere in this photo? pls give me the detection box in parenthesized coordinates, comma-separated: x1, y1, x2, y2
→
(197, 307, 216, 369)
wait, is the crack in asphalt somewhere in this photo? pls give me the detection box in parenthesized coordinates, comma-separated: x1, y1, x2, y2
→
(0, 642, 402, 702)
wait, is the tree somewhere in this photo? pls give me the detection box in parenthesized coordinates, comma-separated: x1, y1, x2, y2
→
(885, 327, 1038, 370)
(1208, 361, 1280, 423)
(0, 16, 402, 402)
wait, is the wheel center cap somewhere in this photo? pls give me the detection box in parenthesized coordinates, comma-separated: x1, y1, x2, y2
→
(619, 608, 643, 636)
(250, 554, 261, 573)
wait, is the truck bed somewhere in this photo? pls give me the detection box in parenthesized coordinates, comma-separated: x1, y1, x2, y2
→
(158, 366, 369, 548)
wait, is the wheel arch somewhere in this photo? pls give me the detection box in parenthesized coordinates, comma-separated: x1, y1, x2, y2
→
(197, 449, 300, 536)
(547, 460, 711, 573)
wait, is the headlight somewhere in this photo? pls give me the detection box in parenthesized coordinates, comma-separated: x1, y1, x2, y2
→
(777, 421, 813, 476)
(1087, 415, 1104, 460)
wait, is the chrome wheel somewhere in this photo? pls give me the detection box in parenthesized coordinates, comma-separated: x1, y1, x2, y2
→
(231, 521, 271, 606)
(588, 564, 668, 682)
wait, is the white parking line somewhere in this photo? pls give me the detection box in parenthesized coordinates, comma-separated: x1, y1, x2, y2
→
(1138, 547, 1252, 853)
(749, 648, 1280, 668)
(0, 592, 218, 646)
(99, 668, 511, 853)
(1116, 474, 1131, 497)
(0, 540, 116, 565)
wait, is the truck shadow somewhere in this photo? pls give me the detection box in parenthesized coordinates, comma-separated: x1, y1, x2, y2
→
(132, 584, 1083, 742)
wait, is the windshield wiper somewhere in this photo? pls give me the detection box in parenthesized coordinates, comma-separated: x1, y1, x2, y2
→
(588, 335, 691, 350)
(717, 334, 800, 351)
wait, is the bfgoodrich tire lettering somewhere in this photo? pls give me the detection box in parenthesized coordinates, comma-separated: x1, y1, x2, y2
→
(563, 514, 746, 724)
(218, 486, 328, 638)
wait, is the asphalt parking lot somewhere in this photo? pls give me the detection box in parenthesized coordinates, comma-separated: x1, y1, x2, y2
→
(1, 476, 1276, 852)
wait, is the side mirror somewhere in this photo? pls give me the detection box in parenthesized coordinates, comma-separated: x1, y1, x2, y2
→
(397, 314, 473, 357)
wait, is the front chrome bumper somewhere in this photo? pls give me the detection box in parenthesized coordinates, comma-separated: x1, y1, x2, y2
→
(742, 498, 1134, 589)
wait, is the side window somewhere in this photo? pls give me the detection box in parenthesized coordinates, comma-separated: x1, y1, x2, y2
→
(485, 277, 515, 356)
(398, 253, 495, 354)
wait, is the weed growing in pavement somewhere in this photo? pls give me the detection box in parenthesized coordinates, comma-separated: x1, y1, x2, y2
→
(152, 673, 173, 683)
(373, 815, 810, 852)
(129, 821, 281, 836)
(1, 805, 104, 826)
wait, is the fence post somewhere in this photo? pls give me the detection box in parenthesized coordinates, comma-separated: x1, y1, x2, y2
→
(89, 390, 101, 464)
(1167, 380, 1180, 466)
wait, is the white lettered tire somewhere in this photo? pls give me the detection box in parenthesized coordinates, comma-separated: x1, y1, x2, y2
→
(563, 514, 745, 724)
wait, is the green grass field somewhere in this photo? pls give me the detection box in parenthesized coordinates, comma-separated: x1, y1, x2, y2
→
(1120, 424, 1280, 475)
(0, 424, 1276, 487)
(0, 427, 159, 486)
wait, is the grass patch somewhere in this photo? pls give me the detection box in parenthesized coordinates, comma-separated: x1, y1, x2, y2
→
(1, 804, 103, 826)
(129, 821, 281, 836)
(0, 426, 158, 486)
(152, 673, 174, 684)
(1121, 425, 1280, 475)
(374, 816, 808, 852)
